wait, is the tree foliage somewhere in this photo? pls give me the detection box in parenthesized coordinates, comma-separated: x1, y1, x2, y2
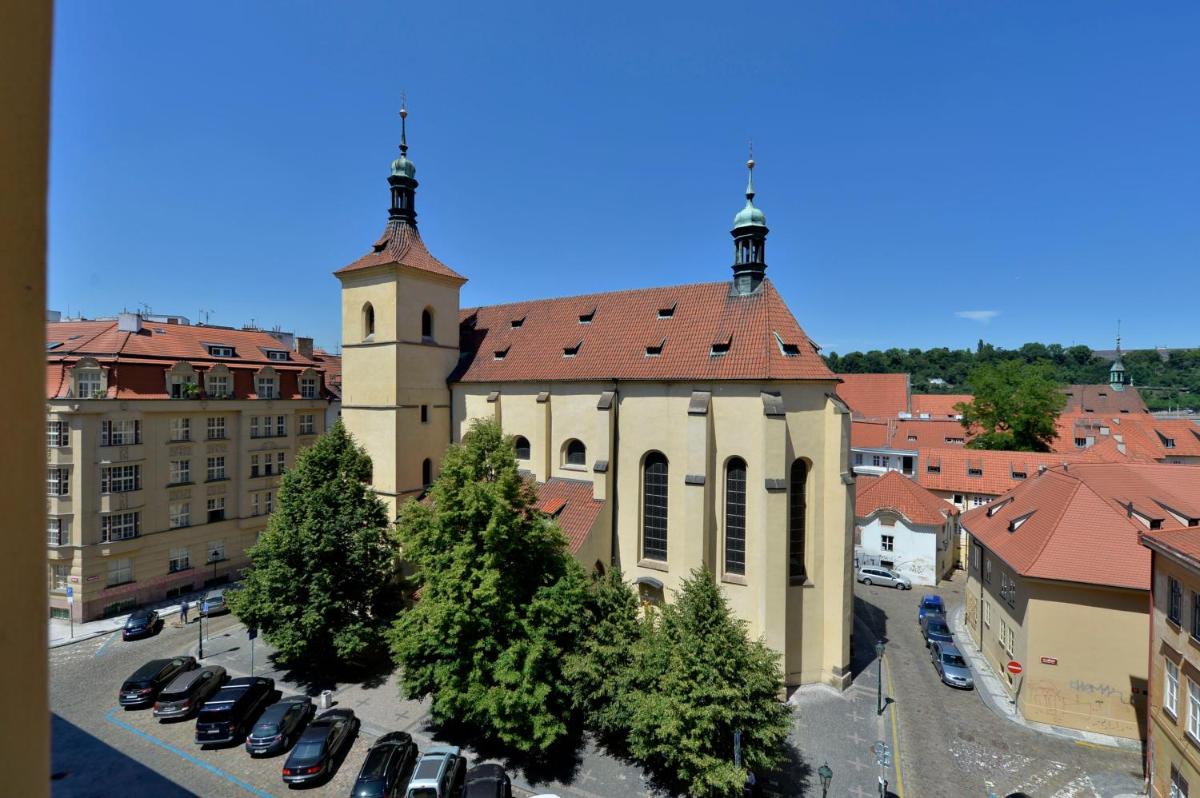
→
(957, 361, 1066, 452)
(228, 420, 399, 666)
(622, 570, 791, 798)
(389, 418, 590, 754)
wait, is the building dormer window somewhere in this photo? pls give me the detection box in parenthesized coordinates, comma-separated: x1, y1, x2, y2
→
(494, 347, 509, 361)
(578, 308, 595, 324)
(266, 350, 289, 362)
(205, 364, 232, 399)
(510, 316, 525, 329)
(207, 345, 234, 358)
(1011, 470, 1027, 480)
(255, 367, 279, 399)
(773, 332, 800, 357)
(166, 362, 199, 399)
(926, 464, 941, 474)
(645, 339, 665, 357)
(563, 341, 582, 358)
(1158, 431, 1177, 449)
(657, 304, 676, 319)
(968, 466, 983, 477)
(710, 336, 732, 357)
(299, 370, 320, 399)
(71, 358, 106, 399)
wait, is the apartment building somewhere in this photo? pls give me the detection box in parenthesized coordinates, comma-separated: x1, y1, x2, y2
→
(46, 313, 336, 622)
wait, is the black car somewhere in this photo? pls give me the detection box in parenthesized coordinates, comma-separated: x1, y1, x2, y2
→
(194, 677, 276, 746)
(118, 656, 198, 708)
(352, 731, 417, 798)
(463, 763, 512, 798)
(281, 708, 359, 786)
(245, 696, 316, 757)
(122, 609, 161, 641)
(154, 665, 227, 720)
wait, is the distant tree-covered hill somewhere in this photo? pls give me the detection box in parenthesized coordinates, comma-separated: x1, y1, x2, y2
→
(823, 340, 1200, 412)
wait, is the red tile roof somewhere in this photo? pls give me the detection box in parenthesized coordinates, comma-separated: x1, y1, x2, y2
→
(834, 373, 910, 420)
(851, 420, 891, 448)
(334, 219, 466, 282)
(851, 418, 973, 449)
(915, 446, 1116, 497)
(453, 279, 834, 383)
(1052, 413, 1200, 461)
(962, 462, 1200, 590)
(1062, 384, 1148, 415)
(911, 394, 972, 418)
(533, 478, 605, 555)
(856, 470, 958, 526)
(312, 348, 342, 398)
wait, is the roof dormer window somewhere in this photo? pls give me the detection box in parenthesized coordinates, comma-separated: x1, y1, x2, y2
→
(511, 317, 525, 329)
(657, 303, 676, 319)
(578, 308, 596, 325)
(1157, 431, 1177, 449)
(563, 341, 582, 358)
(645, 339, 665, 357)
(773, 332, 800, 357)
(710, 336, 732, 357)
(265, 350, 289, 362)
(968, 466, 983, 477)
(494, 347, 510, 361)
(1011, 470, 1027, 480)
(208, 345, 234, 358)
(1008, 511, 1035, 532)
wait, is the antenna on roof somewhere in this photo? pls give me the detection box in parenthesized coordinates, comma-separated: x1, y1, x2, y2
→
(399, 91, 408, 156)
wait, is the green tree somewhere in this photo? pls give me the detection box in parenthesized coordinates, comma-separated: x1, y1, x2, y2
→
(228, 420, 399, 666)
(957, 361, 1066, 452)
(623, 570, 791, 798)
(389, 419, 589, 754)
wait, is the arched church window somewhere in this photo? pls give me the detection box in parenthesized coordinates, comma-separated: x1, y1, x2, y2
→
(724, 457, 747, 576)
(564, 439, 586, 467)
(514, 436, 531, 460)
(362, 303, 375, 341)
(789, 459, 808, 582)
(642, 451, 669, 561)
(421, 308, 434, 340)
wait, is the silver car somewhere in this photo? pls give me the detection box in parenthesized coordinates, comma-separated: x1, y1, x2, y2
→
(930, 641, 974, 689)
(856, 566, 912, 590)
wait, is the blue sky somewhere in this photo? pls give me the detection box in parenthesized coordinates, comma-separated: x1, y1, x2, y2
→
(49, 2, 1200, 356)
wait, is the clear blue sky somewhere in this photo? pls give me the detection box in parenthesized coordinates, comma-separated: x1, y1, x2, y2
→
(49, 2, 1200, 356)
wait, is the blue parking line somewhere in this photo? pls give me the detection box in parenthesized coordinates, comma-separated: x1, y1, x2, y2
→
(104, 708, 273, 798)
(94, 631, 119, 657)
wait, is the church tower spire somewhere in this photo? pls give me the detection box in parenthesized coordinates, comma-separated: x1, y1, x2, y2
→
(730, 144, 769, 295)
(388, 98, 418, 227)
(1109, 321, 1127, 391)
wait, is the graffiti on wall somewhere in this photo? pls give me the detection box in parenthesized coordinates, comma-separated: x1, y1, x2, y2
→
(1023, 677, 1142, 736)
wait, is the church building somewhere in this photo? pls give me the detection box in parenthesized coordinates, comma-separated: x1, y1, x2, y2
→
(335, 110, 854, 688)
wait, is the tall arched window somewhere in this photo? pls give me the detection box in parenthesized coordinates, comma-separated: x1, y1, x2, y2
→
(565, 439, 586, 467)
(642, 452, 669, 561)
(421, 308, 434, 340)
(362, 303, 375, 340)
(724, 458, 747, 576)
(421, 458, 433, 488)
(789, 459, 808, 582)
(513, 436, 531, 460)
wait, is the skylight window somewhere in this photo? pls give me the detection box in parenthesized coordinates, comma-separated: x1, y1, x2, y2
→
(1157, 431, 1177, 449)
(967, 466, 983, 477)
(493, 347, 510, 361)
(710, 336, 732, 357)
(208, 345, 234, 358)
(926, 464, 941, 474)
(645, 338, 665, 357)
(511, 317, 525, 329)
(773, 332, 800, 357)
(1011, 470, 1028, 480)
(1008, 511, 1035, 532)
(657, 303, 676, 319)
(46, 342, 62, 350)
(578, 308, 595, 324)
(563, 341, 582, 358)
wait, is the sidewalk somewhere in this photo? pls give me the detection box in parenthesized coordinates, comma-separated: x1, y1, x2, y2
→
(947, 605, 1141, 752)
(49, 587, 215, 648)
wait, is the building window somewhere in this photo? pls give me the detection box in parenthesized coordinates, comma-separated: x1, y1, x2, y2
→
(167, 371, 197, 399)
(1000, 572, 1017, 606)
(362, 303, 375, 340)
(276, 451, 286, 473)
(1166, 658, 1180, 719)
(101, 512, 140, 542)
(300, 375, 318, 399)
(983, 556, 992, 583)
(299, 414, 315, 435)
(207, 498, 225, 524)
(208, 345, 234, 358)
(881, 534, 895, 552)
(47, 420, 68, 447)
(789, 459, 808, 582)
(982, 600, 991, 629)
(76, 369, 102, 398)
(971, 544, 981, 570)
(564, 439, 586, 467)
(1171, 765, 1189, 798)
(51, 564, 70, 591)
(207, 416, 226, 440)
(1190, 679, 1200, 741)
(47, 518, 67, 546)
(276, 415, 286, 437)
(872, 454, 887, 468)
(1074, 437, 1087, 448)
(1171, 577, 1183, 625)
(724, 458, 747, 576)
(1192, 593, 1200, 641)
(101, 464, 142, 494)
(170, 417, 191, 442)
(47, 467, 70, 496)
(513, 436, 531, 460)
(264, 491, 273, 514)
(169, 547, 190, 573)
(101, 419, 141, 446)
(421, 308, 434, 340)
(999, 620, 1014, 654)
(420, 405, 429, 424)
(205, 371, 230, 398)
(641, 452, 669, 561)
(971, 495, 988, 508)
(169, 502, 190, 529)
(105, 558, 133, 587)
(265, 350, 289, 362)
(207, 456, 226, 482)
(256, 374, 278, 399)
(853, 452, 863, 466)
(422, 458, 433, 488)
(250, 454, 260, 478)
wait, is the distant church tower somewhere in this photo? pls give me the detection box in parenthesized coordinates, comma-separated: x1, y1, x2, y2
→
(1110, 323, 1127, 392)
(730, 149, 769, 295)
(334, 104, 466, 516)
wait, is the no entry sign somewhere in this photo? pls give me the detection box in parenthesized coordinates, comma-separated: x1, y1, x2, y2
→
(1007, 660, 1023, 675)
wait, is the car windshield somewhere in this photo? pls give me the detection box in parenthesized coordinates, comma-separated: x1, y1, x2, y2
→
(197, 705, 233, 723)
(942, 654, 967, 668)
(922, 599, 941, 609)
(252, 721, 279, 735)
(291, 740, 325, 761)
(407, 790, 438, 798)
(360, 747, 392, 778)
(929, 622, 950, 635)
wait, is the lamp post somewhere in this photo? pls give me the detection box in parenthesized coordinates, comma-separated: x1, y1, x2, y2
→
(876, 640, 886, 715)
(817, 762, 833, 798)
(209, 550, 220, 584)
(197, 608, 204, 659)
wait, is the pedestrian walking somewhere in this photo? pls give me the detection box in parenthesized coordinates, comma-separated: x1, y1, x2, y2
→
(180, 599, 189, 624)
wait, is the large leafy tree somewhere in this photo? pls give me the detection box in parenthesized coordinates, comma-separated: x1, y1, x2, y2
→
(389, 419, 589, 753)
(228, 420, 399, 666)
(956, 360, 1067, 451)
(623, 569, 791, 798)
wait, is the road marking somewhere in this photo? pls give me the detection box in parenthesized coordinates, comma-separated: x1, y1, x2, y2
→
(104, 708, 273, 798)
(94, 631, 119, 657)
(885, 657, 905, 798)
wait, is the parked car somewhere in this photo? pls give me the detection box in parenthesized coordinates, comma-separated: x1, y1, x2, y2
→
(856, 566, 911, 590)
(352, 731, 418, 797)
(122, 609, 162, 641)
(281, 708, 359, 786)
(245, 696, 315, 756)
(118, 656, 198, 708)
(200, 589, 228, 617)
(930, 641, 974, 689)
(154, 665, 227, 720)
(917, 594, 945, 624)
(403, 746, 467, 798)
(464, 763, 512, 798)
(194, 676, 275, 746)
(921, 614, 954, 647)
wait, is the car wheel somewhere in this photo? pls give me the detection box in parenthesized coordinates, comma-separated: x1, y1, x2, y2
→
(863, 578, 872, 586)
(895, 582, 904, 589)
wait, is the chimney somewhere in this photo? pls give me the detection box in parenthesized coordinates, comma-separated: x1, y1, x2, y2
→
(296, 336, 314, 359)
(118, 311, 142, 333)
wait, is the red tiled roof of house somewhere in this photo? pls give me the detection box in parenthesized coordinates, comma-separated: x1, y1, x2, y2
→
(894, 419, 971, 449)
(911, 394, 972, 418)
(312, 348, 342, 399)
(834, 373, 910, 419)
(851, 420, 891, 448)
(856, 470, 958, 526)
(915, 446, 1114, 497)
(453, 279, 834, 383)
(962, 462, 1200, 590)
(1051, 413, 1200, 460)
(533, 478, 605, 555)
(1061, 384, 1148, 415)
(334, 219, 466, 282)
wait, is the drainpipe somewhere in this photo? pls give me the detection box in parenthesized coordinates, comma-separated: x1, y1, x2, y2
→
(609, 379, 620, 569)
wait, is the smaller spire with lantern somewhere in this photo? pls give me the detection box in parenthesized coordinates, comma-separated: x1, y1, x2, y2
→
(730, 142, 769, 295)
(1109, 321, 1127, 392)
(388, 94, 419, 226)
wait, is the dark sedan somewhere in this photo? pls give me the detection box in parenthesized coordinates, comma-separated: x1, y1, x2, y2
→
(352, 731, 417, 798)
(464, 763, 513, 798)
(922, 614, 954, 647)
(122, 609, 161, 641)
(195, 677, 276, 746)
(281, 708, 358, 787)
(245, 696, 315, 757)
(154, 665, 226, 720)
(118, 656, 198, 708)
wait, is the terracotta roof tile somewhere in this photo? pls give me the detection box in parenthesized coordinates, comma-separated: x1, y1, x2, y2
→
(1062, 384, 1148, 415)
(910, 394, 972, 418)
(1052, 413, 1200, 460)
(334, 219, 466, 282)
(915, 446, 1111, 496)
(851, 420, 891, 448)
(835, 373, 910, 419)
(533, 478, 605, 555)
(855, 470, 958, 526)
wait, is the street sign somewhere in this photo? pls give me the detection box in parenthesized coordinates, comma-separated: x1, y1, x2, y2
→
(1007, 660, 1023, 675)
(247, 627, 258, 640)
(1040, 656, 1057, 666)
(65, 586, 74, 604)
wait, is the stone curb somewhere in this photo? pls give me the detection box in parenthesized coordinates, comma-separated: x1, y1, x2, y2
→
(49, 626, 121, 649)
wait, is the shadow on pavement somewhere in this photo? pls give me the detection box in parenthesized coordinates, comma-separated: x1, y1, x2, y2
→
(51, 713, 198, 798)
(270, 646, 396, 695)
(850, 594, 890, 680)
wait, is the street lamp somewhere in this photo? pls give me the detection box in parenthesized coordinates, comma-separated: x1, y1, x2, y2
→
(208, 550, 220, 584)
(198, 606, 204, 660)
(817, 762, 833, 798)
(876, 640, 886, 715)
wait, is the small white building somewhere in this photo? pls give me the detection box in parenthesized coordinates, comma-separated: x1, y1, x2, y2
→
(855, 471, 959, 586)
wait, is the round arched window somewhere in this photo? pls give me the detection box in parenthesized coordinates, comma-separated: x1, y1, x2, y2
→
(421, 308, 434, 340)
(362, 303, 375, 340)
(564, 439, 586, 467)
(513, 436, 531, 460)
